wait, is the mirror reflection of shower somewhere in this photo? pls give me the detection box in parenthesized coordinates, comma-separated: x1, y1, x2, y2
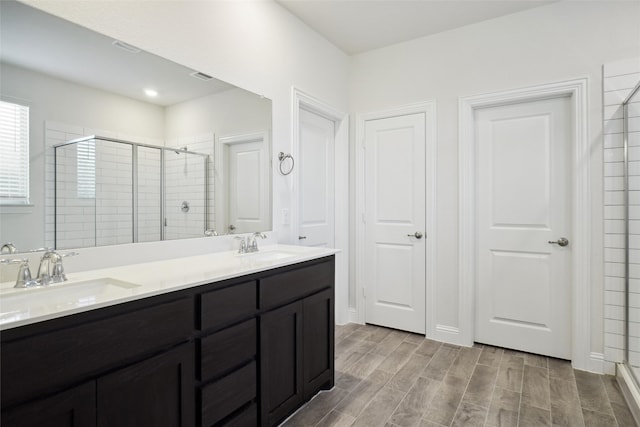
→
(54, 136, 209, 249)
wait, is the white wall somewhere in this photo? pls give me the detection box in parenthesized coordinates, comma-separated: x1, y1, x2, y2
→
(350, 1, 640, 362)
(164, 87, 271, 141)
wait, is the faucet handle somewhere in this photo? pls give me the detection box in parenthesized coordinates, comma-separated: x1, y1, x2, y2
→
(51, 251, 78, 283)
(234, 236, 247, 254)
(0, 258, 38, 288)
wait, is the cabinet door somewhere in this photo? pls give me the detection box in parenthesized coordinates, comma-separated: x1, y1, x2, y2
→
(303, 288, 335, 400)
(97, 343, 194, 427)
(260, 300, 303, 427)
(1, 381, 96, 427)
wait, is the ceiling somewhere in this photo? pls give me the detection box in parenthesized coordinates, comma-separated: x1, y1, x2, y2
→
(276, 0, 558, 55)
(0, 1, 235, 107)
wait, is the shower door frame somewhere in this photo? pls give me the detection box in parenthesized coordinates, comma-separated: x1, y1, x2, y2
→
(624, 81, 640, 385)
(54, 135, 209, 247)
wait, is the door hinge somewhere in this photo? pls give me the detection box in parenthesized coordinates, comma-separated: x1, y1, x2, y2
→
(362, 287, 366, 299)
(362, 213, 366, 224)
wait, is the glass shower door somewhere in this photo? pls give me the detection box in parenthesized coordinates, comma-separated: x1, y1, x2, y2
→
(625, 82, 640, 384)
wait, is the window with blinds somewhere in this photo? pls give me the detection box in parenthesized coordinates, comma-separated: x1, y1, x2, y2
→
(0, 100, 29, 205)
(77, 140, 95, 199)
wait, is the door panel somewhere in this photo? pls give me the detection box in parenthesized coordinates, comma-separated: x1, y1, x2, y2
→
(298, 109, 335, 248)
(475, 96, 571, 359)
(364, 113, 426, 334)
(226, 136, 270, 234)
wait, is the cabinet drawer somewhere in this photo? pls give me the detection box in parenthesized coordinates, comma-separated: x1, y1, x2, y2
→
(200, 281, 256, 331)
(221, 403, 257, 427)
(1, 297, 193, 408)
(201, 361, 256, 427)
(260, 260, 334, 309)
(200, 318, 256, 381)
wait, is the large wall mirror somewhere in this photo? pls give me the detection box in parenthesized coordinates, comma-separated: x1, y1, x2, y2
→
(0, 1, 272, 253)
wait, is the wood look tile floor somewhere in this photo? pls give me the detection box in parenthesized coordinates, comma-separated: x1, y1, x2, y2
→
(282, 324, 638, 427)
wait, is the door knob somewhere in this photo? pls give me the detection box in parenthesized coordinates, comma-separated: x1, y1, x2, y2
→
(548, 237, 569, 247)
(407, 232, 423, 239)
(298, 236, 307, 240)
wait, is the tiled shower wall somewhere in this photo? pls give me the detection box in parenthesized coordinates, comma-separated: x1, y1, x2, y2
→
(166, 134, 215, 237)
(603, 57, 640, 365)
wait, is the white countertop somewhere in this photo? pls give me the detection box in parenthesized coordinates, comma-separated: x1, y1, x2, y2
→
(0, 244, 338, 331)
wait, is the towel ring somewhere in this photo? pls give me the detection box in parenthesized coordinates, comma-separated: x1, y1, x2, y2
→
(278, 152, 294, 175)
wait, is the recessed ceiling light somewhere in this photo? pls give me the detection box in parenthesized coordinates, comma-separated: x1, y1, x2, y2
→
(144, 89, 158, 98)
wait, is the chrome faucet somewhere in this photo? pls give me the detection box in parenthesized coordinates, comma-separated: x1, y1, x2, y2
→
(235, 233, 266, 254)
(0, 258, 38, 288)
(247, 232, 266, 253)
(36, 250, 78, 286)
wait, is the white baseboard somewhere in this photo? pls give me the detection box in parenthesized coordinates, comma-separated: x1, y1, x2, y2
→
(432, 324, 466, 346)
(585, 352, 614, 375)
(347, 308, 361, 325)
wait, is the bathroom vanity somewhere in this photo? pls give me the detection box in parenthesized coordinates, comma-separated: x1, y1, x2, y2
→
(0, 246, 336, 427)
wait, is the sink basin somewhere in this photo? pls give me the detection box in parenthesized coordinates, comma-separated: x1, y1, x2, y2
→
(0, 278, 141, 324)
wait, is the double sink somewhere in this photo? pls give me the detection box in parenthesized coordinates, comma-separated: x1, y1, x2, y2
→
(0, 246, 312, 328)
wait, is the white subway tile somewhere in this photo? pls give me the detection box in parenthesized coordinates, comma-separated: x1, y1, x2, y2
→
(605, 332, 624, 349)
(605, 118, 624, 135)
(606, 290, 625, 306)
(605, 205, 625, 220)
(605, 304, 625, 320)
(605, 346, 624, 363)
(604, 162, 624, 177)
(605, 176, 624, 191)
(604, 58, 640, 77)
(605, 73, 640, 92)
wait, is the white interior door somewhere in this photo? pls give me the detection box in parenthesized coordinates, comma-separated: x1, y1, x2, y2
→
(475, 96, 572, 359)
(226, 135, 270, 234)
(363, 113, 426, 334)
(298, 108, 335, 248)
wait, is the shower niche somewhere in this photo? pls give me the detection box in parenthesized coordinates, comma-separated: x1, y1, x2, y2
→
(54, 136, 210, 249)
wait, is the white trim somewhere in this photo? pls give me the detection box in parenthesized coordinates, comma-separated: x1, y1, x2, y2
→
(291, 87, 349, 325)
(435, 324, 461, 342)
(617, 363, 640, 424)
(587, 352, 615, 375)
(355, 101, 437, 337)
(458, 78, 591, 370)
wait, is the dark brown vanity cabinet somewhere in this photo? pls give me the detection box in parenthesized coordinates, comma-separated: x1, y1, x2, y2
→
(0, 296, 195, 427)
(1, 382, 97, 427)
(260, 259, 335, 427)
(0, 255, 335, 427)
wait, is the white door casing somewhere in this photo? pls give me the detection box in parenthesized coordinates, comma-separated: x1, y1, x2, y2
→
(459, 79, 591, 370)
(475, 97, 572, 359)
(215, 132, 270, 234)
(363, 113, 426, 334)
(297, 108, 335, 248)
